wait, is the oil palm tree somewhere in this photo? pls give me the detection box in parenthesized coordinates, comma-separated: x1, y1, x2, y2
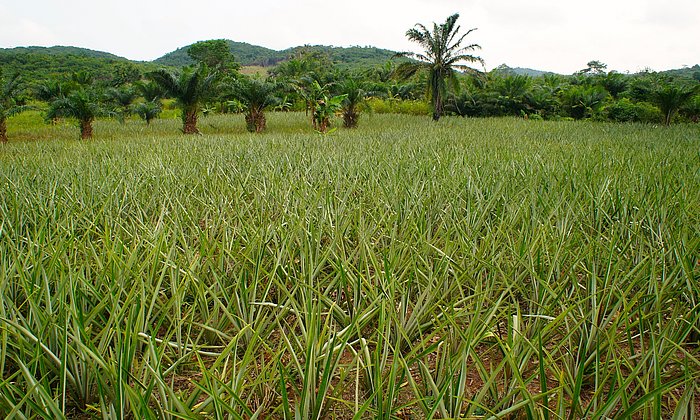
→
(229, 76, 279, 133)
(35, 78, 75, 125)
(46, 88, 106, 139)
(133, 100, 162, 125)
(337, 77, 369, 128)
(148, 65, 217, 134)
(0, 71, 28, 143)
(397, 14, 483, 121)
(105, 85, 138, 123)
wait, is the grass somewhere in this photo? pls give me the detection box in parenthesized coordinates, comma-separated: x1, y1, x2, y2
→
(1, 112, 699, 419)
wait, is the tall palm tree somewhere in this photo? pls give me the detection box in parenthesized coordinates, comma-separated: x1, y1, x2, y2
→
(0, 71, 28, 143)
(148, 65, 216, 134)
(397, 14, 483, 121)
(46, 88, 106, 139)
(230, 76, 279, 133)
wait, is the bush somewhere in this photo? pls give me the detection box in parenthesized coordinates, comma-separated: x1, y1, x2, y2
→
(604, 99, 662, 123)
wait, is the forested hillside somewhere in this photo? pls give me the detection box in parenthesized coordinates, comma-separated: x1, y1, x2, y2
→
(153, 40, 399, 69)
(0, 46, 156, 83)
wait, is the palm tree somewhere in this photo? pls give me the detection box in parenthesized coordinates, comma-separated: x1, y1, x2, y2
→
(105, 85, 138, 123)
(652, 83, 697, 126)
(35, 79, 74, 125)
(134, 80, 164, 102)
(397, 13, 484, 121)
(337, 78, 369, 128)
(230, 76, 279, 133)
(313, 94, 346, 133)
(148, 65, 216, 134)
(133, 101, 162, 125)
(46, 88, 105, 139)
(0, 71, 28, 143)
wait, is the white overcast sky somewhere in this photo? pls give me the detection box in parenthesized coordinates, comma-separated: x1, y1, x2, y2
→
(1, 0, 698, 74)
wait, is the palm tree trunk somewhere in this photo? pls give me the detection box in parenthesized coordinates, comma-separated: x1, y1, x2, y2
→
(431, 75, 443, 121)
(432, 88, 443, 121)
(80, 118, 93, 140)
(183, 108, 199, 134)
(343, 106, 359, 128)
(245, 108, 267, 133)
(664, 110, 673, 126)
(0, 118, 7, 143)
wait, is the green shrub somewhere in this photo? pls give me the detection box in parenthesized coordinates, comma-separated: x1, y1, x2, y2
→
(604, 99, 662, 123)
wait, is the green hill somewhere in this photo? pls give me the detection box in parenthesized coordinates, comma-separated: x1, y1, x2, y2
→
(154, 40, 398, 69)
(0, 46, 153, 83)
(155, 40, 280, 67)
(1, 46, 125, 60)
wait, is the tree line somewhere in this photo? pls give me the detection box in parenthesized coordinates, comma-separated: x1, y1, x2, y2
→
(1, 14, 699, 142)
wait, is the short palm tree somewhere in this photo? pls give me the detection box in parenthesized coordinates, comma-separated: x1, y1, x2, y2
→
(105, 85, 138, 123)
(133, 101, 162, 125)
(46, 88, 105, 139)
(0, 71, 28, 143)
(338, 78, 369, 128)
(148, 65, 216, 134)
(397, 14, 484, 121)
(230, 77, 279, 133)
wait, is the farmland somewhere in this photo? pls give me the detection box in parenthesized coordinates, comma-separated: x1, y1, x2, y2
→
(1, 113, 699, 418)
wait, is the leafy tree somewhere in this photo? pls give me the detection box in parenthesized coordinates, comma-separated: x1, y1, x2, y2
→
(337, 77, 369, 128)
(148, 65, 217, 134)
(229, 76, 279, 133)
(397, 14, 484, 121)
(271, 47, 335, 83)
(187, 40, 239, 74)
(0, 71, 28, 143)
(46, 88, 106, 139)
(578, 60, 608, 75)
(652, 83, 697, 126)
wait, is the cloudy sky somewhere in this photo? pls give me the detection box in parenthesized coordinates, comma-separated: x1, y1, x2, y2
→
(1, 0, 698, 74)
